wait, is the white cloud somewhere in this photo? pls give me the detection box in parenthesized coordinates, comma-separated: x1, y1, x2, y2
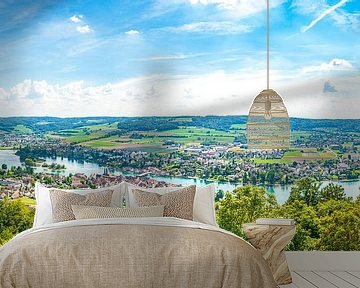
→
(188, 0, 286, 18)
(1, 71, 359, 118)
(76, 25, 92, 34)
(301, 0, 350, 33)
(125, 30, 140, 35)
(68, 14, 93, 33)
(9, 79, 55, 99)
(0, 74, 259, 116)
(291, 0, 325, 15)
(302, 58, 354, 74)
(69, 15, 83, 23)
(331, 10, 360, 31)
(0, 88, 9, 99)
(10, 80, 34, 99)
(293, 0, 358, 32)
(279, 76, 360, 119)
(168, 21, 251, 34)
(135, 53, 201, 61)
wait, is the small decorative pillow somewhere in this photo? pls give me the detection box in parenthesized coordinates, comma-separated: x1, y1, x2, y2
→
(133, 185, 196, 220)
(71, 205, 164, 220)
(49, 189, 113, 223)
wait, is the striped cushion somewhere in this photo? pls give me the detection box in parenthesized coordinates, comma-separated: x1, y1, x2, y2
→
(71, 205, 164, 219)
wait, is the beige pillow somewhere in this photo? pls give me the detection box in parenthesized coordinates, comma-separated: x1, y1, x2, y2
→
(71, 205, 164, 219)
(133, 185, 196, 220)
(49, 189, 113, 223)
(124, 182, 217, 226)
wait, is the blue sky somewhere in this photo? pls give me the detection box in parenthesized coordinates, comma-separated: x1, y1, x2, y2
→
(0, 0, 359, 118)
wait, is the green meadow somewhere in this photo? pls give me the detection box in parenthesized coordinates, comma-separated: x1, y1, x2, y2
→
(50, 122, 119, 144)
(52, 124, 242, 150)
(13, 125, 32, 134)
(253, 149, 337, 165)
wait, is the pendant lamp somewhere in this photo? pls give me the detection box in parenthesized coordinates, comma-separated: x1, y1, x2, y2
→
(246, 0, 290, 150)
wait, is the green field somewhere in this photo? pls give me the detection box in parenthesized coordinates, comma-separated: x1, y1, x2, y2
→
(50, 122, 119, 144)
(253, 149, 337, 164)
(282, 149, 337, 162)
(43, 122, 345, 158)
(0, 146, 17, 150)
(81, 122, 118, 131)
(65, 131, 108, 143)
(52, 123, 334, 155)
(253, 158, 292, 164)
(230, 124, 247, 130)
(82, 140, 119, 148)
(13, 125, 32, 134)
(151, 127, 236, 144)
(290, 131, 311, 141)
(283, 151, 302, 157)
(55, 124, 240, 150)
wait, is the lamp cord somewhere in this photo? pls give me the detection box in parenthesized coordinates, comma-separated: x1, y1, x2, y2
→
(267, 0, 270, 90)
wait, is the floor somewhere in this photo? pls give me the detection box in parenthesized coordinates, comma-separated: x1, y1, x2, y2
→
(281, 271, 360, 288)
(280, 252, 360, 288)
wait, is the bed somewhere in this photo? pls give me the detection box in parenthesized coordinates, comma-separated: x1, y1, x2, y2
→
(0, 183, 277, 288)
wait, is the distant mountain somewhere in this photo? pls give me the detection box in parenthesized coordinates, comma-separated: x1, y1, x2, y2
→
(0, 117, 121, 133)
(290, 118, 360, 133)
(0, 116, 359, 133)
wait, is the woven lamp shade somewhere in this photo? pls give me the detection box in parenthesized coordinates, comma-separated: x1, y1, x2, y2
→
(247, 89, 290, 149)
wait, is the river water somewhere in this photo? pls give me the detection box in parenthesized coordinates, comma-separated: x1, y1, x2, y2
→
(1, 150, 359, 204)
(0, 150, 104, 175)
(147, 175, 360, 204)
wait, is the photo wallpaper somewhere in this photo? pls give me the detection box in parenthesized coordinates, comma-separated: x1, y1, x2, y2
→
(0, 0, 359, 251)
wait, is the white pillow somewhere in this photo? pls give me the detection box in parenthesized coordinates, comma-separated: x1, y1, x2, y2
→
(33, 182, 126, 228)
(124, 182, 217, 226)
(193, 184, 217, 227)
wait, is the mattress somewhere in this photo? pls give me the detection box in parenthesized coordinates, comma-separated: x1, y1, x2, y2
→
(0, 217, 276, 288)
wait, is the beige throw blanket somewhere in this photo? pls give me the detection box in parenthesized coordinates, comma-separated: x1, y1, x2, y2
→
(0, 218, 276, 288)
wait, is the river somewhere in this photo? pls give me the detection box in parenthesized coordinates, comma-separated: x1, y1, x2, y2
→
(0, 150, 105, 175)
(0, 150, 359, 204)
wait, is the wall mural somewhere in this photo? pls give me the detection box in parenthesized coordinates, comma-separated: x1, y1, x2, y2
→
(0, 0, 359, 254)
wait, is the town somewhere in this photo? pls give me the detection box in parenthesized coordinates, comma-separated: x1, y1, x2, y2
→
(1, 119, 359, 201)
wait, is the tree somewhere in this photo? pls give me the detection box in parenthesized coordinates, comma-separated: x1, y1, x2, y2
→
(319, 183, 348, 202)
(0, 198, 35, 246)
(259, 172, 266, 184)
(250, 175, 257, 185)
(1, 164, 7, 170)
(270, 200, 319, 251)
(216, 186, 278, 237)
(215, 190, 224, 202)
(317, 200, 360, 250)
(266, 170, 276, 184)
(285, 174, 290, 185)
(65, 176, 72, 186)
(24, 158, 36, 167)
(287, 178, 320, 206)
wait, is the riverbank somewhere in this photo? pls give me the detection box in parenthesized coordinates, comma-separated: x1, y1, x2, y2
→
(1, 149, 359, 204)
